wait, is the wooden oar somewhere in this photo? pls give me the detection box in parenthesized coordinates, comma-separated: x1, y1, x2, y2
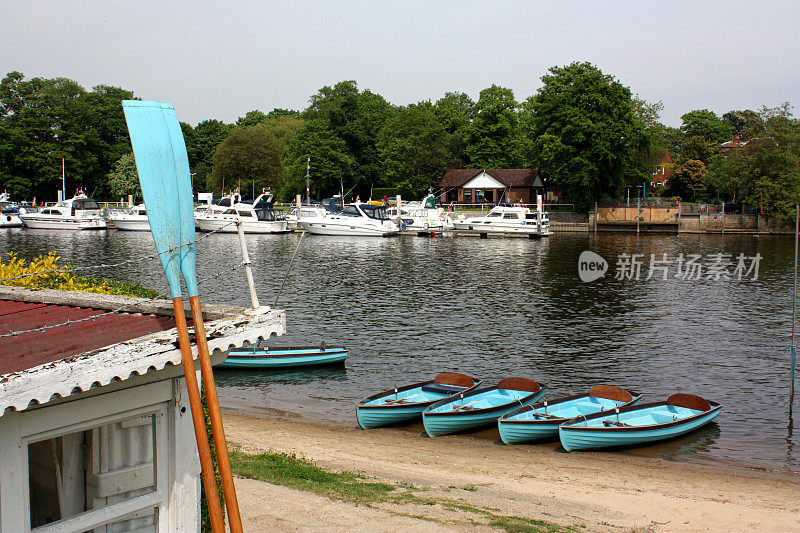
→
(122, 101, 224, 533)
(452, 400, 478, 411)
(160, 103, 243, 533)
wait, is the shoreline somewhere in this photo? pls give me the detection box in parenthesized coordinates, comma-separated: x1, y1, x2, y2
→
(223, 409, 800, 532)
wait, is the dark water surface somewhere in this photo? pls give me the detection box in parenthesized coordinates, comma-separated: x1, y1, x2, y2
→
(2, 227, 798, 472)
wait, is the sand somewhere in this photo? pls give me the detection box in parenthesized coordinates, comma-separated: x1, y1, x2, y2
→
(224, 411, 800, 532)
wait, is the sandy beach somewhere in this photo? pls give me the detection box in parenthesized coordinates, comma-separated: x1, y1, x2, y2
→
(224, 410, 800, 532)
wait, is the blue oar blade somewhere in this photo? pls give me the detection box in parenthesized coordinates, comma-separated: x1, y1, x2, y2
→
(122, 100, 183, 299)
(159, 103, 199, 298)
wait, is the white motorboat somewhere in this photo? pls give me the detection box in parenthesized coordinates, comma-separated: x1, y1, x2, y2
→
(387, 194, 454, 232)
(297, 202, 398, 236)
(19, 192, 107, 230)
(452, 204, 550, 236)
(0, 192, 23, 228)
(286, 205, 330, 230)
(108, 204, 150, 231)
(195, 190, 290, 234)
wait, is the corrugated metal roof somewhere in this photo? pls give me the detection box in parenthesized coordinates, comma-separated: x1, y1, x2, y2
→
(0, 288, 286, 414)
(0, 299, 177, 375)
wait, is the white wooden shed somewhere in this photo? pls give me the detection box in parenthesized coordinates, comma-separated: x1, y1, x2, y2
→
(0, 286, 284, 532)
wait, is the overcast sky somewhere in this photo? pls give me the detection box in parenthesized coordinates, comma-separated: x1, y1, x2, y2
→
(2, 0, 798, 127)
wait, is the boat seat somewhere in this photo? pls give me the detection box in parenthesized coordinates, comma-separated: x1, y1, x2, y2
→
(497, 377, 541, 393)
(588, 385, 633, 403)
(434, 372, 475, 388)
(667, 393, 710, 412)
(421, 382, 467, 395)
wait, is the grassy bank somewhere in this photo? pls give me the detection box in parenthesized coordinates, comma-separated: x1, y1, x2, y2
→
(229, 448, 580, 533)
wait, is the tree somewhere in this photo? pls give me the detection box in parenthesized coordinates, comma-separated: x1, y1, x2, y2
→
(107, 152, 141, 200)
(209, 120, 292, 198)
(0, 72, 134, 201)
(722, 109, 763, 140)
(302, 81, 394, 197)
(284, 119, 356, 200)
(186, 119, 232, 193)
(377, 102, 451, 197)
(235, 110, 267, 127)
(680, 109, 732, 144)
(669, 159, 708, 199)
(434, 92, 474, 167)
(524, 62, 642, 210)
(465, 85, 523, 168)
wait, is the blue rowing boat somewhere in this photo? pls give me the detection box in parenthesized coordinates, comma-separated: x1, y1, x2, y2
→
(498, 385, 641, 444)
(356, 372, 481, 429)
(558, 393, 722, 452)
(219, 344, 347, 369)
(422, 377, 545, 437)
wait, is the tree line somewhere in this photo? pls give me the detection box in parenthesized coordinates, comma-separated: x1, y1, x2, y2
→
(1, 64, 797, 218)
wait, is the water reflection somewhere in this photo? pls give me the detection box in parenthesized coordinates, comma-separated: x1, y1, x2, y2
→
(2, 227, 799, 471)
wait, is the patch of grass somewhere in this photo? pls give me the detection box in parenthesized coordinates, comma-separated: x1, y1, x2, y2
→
(229, 449, 396, 503)
(228, 448, 579, 532)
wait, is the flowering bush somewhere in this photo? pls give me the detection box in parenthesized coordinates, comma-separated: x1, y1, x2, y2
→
(0, 252, 161, 298)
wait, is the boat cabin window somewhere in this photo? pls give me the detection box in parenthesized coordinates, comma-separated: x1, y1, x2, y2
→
(362, 206, 389, 220)
(503, 213, 518, 219)
(223, 208, 237, 215)
(525, 213, 536, 219)
(255, 209, 277, 221)
(487, 211, 502, 218)
(237, 211, 254, 218)
(72, 199, 100, 213)
(340, 205, 361, 217)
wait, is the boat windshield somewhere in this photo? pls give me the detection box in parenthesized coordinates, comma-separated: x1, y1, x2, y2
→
(361, 205, 389, 220)
(255, 209, 278, 221)
(339, 205, 361, 217)
(73, 199, 100, 211)
(487, 211, 502, 218)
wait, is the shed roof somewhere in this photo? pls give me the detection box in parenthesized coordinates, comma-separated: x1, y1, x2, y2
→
(438, 169, 540, 188)
(0, 286, 285, 414)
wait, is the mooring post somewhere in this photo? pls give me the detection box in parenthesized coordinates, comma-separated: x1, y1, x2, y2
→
(792, 205, 799, 402)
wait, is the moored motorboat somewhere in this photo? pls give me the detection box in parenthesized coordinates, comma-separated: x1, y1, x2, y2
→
(356, 372, 482, 429)
(0, 192, 23, 228)
(387, 193, 454, 232)
(558, 393, 721, 452)
(498, 385, 641, 445)
(452, 204, 549, 236)
(422, 377, 546, 437)
(195, 190, 290, 234)
(18, 191, 107, 230)
(108, 204, 150, 231)
(219, 344, 347, 369)
(297, 202, 398, 236)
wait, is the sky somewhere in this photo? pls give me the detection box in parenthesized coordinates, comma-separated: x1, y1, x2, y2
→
(2, 0, 798, 127)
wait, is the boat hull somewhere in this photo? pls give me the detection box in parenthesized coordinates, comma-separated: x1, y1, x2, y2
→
(298, 220, 397, 236)
(422, 386, 546, 437)
(452, 221, 545, 235)
(195, 217, 290, 234)
(356, 376, 482, 429)
(112, 219, 151, 231)
(498, 391, 642, 444)
(219, 346, 347, 369)
(558, 403, 722, 452)
(0, 214, 22, 228)
(20, 216, 106, 230)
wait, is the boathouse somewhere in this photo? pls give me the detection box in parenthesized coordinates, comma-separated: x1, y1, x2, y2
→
(438, 169, 544, 205)
(0, 286, 283, 532)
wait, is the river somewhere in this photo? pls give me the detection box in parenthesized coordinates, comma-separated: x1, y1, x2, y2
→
(1, 227, 797, 472)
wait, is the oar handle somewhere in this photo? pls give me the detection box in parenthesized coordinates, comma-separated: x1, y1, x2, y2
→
(173, 298, 225, 532)
(190, 296, 244, 533)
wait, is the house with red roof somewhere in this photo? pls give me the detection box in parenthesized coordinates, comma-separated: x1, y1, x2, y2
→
(437, 169, 545, 205)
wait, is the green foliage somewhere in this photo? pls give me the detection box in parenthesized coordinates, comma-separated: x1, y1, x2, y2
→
(285, 118, 356, 200)
(668, 159, 708, 199)
(707, 103, 800, 219)
(465, 85, 523, 168)
(525, 62, 642, 210)
(107, 152, 141, 201)
(680, 109, 732, 144)
(722, 109, 763, 140)
(0, 72, 134, 201)
(0, 252, 161, 298)
(434, 92, 475, 167)
(377, 101, 451, 197)
(209, 116, 305, 198)
(199, 386, 225, 533)
(186, 119, 232, 193)
(235, 110, 267, 127)
(300, 81, 395, 197)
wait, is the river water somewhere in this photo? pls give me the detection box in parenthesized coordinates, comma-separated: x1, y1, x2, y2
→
(2, 227, 798, 472)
